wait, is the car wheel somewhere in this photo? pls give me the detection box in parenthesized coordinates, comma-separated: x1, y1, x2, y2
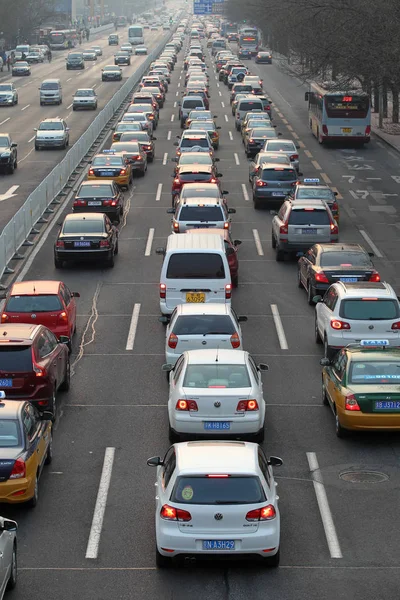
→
(253, 196, 260, 210)
(232, 274, 238, 287)
(253, 426, 264, 443)
(114, 240, 119, 255)
(271, 234, 277, 249)
(324, 336, 334, 359)
(8, 163, 14, 174)
(335, 411, 347, 438)
(297, 269, 303, 288)
(322, 379, 329, 406)
(6, 544, 17, 590)
(168, 424, 180, 443)
(54, 257, 63, 269)
(106, 254, 115, 268)
(275, 247, 284, 262)
(14, 157, 17, 169)
(156, 547, 172, 568)
(60, 359, 71, 391)
(307, 281, 315, 305)
(315, 318, 322, 344)
(27, 475, 39, 508)
(264, 549, 280, 567)
(45, 432, 53, 465)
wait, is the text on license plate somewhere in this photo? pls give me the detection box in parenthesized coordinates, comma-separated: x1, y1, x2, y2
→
(186, 292, 205, 303)
(88, 201, 102, 206)
(202, 540, 235, 550)
(272, 192, 284, 196)
(374, 401, 400, 410)
(340, 277, 357, 282)
(302, 228, 317, 234)
(74, 241, 91, 247)
(99, 171, 115, 176)
(0, 379, 12, 387)
(204, 422, 230, 430)
(342, 128, 352, 133)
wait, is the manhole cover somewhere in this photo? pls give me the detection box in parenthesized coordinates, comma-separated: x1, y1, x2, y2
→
(339, 470, 389, 483)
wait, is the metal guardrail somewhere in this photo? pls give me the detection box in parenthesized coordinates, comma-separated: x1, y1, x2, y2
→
(0, 29, 175, 279)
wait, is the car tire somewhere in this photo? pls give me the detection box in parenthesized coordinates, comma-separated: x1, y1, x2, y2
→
(275, 247, 284, 262)
(335, 411, 347, 438)
(72, 106, 76, 111)
(6, 544, 17, 590)
(315, 318, 322, 344)
(168, 424, 180, 443)
(297, 269, 303, 288)
(54, 257, 63, 269)
(156, 548, 172, 568)
(324, 336, 334, 359)
(264, 549, 280, 567)
(253, 426, 264, 443)
(114, 240, 119, 255)
(106, 254, 115, 268)
(253, 195, 260, 210)
(45, 432, 53, 465)
(8, 163, 14, 175)
(27, 475, 39, 508)
(232, 274, 239, 287)
(322, 380, 329, 406)
(60, 360, 71, 391)
(307, 281, 315, 305)
(271, 234, 277, 249)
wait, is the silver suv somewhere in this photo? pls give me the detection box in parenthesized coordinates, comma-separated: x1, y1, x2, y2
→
(34, 118, 70, 150)
(167, 197, 235, 233)
(314, 281, 400, 359)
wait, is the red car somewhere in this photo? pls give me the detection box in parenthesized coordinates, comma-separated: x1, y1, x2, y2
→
(187, 228, 241, 286)
(0, 323, 70, 414)
(1, 280, 80, 347)
(171, 164, 222, 204)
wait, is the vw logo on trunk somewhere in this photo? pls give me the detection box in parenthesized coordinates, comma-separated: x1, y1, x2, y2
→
(31, 314, 36, 319)
(214, 513, 223, 521)
(214, 401, 221, 408)
(369, 325, 374, 330)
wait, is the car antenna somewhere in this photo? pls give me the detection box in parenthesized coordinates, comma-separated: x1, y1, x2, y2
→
(215, 347, 219, 363)
(33, 284, 36, 294)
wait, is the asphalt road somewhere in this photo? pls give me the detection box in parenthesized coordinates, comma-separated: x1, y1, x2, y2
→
(0, 25, 166, 231)
(2, 30, 400, 600)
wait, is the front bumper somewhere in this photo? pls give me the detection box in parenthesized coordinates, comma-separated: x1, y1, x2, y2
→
(35, 138, 66, 148)
(73, 101, 97, 109)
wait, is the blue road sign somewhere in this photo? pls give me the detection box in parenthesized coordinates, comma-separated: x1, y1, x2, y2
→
(193, 0, 213, 14)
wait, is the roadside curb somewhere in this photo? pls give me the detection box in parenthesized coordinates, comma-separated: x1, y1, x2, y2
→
(371, 127, 400, 155)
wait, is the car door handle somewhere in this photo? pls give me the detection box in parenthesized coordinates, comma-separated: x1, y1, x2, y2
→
(0, 552, 3, 558)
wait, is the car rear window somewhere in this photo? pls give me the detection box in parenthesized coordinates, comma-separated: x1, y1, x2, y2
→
(183, 364, 251, 388)
(0, 346, 32, 370)
(166, 253, 225, 279)
(63, 220, 105, 234)
(0, 420, 22, 448)
(183, 99, 204, 109)
(179, 173, 212, 182)
(181, 138, 209, 148)
(238, 101, 263, 111)
(349, 360, 400, 385)
(173, 315, 235, 335)
(181, 187, 219, 199)
(261, 168, 297, 182)
(340, 299, 399, 320)
(266, 141, 296, 152)
(77, 184, 114, 198)
(288, 209, 330, 225)
(6, 295, 62, 313)
(320, 251, 371, 267)
(297, 188, 334, 200)
(171, 476, 265, 505)
(179, 206, 224, 221)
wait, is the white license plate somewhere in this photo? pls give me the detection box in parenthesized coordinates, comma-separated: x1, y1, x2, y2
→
(88, 201, 102, 206)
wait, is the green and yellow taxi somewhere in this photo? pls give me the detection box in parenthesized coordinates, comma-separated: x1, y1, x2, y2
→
(0, 396, 53, 505)
(88, 150, 132, 189)
(321, 342, 400, 437)
(188, 119, 221, 149)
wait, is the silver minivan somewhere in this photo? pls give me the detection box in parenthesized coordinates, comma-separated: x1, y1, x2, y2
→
(39, 79, 62, 106)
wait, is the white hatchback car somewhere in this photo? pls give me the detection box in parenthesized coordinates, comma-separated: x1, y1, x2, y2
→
(147, 441, 282, 567)
(163, 349, 268, 442)
(160, 303, 247, 365)
(315, 281, 400, 359)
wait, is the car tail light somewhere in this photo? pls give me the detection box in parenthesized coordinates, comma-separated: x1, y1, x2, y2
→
(160, 504, 192, 521)
(365, 125, 371, 136)
(345, 393, 360, 411)
(73, 199, 87, 206)
(225, 283, 232, 299)
(88, 168, 94, 175)
(256, 179, 267, 187)
(172, 178, 180, 189)
(168, 333, 178, 349)
(210, 178, 216, 183)
(265, 105, 270, 110)
(369, 271, 380, 282)
(391, 321, 400, 330)
(246, 505, 276, 521)
(223, 221, 229, 229)
(120, 169, 126, 175)
(148, 114, 154, 120)
(289, 154, 298, 161)
(322, 125, 328, 136)
(100, 240, 110, 248)
(330, 319, 350, 330)
(176, 399, 198, 411)
(330, 223, 339, 234)
(230, 332, 240, 348)
(144, 145, 152, 150)
(33, 357, 46, 378)
(280, 224, 288, 235)
(331, 201, 338, 213)
(249, 138, 254, 143)
(1, 313, 8, 323)
(10, 458, 26, 480)
(173, 222, 179, 232)
(59, 311, 68, 323)
(160, 283, 166, 299)
(56, 240, 65, 248)
(236, 399, 259, 412)
(315, 272, 329, 283)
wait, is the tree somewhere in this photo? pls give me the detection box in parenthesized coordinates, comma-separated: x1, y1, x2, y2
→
(0, 0, 58, 45)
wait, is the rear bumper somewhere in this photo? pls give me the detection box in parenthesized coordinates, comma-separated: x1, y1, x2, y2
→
(338, 406, 400, 431)
(169, 414, 263, 436)
(55, 249, 113, 262)
(73, 206, 121, 217)
(0, 475, 36, 504)
(279, 240, 338, 252)
(327, 332, 400, 349)
(322, 135, 370, 143)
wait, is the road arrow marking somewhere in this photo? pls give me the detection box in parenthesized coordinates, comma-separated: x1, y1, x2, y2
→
(0, 185, 19, 202)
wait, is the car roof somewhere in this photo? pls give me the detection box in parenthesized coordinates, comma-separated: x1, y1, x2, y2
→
(265, 138, 296, 145)
(182, 131, 209, 138)
(175, 441, 259, 475)
(79, 180, 114, 187)
(10, 280, 61, 296)
(180, 197, 220, 207)
(177, 303, 230, 315)
(179, 164, 213, 173)
(64, 212, 105, 221)
(316, 243, 366, 253)
(334, 281, 393, 297)
(0, 323, 40, 340)
(289, 199, 328, 209)
(261, 163, 296, 170)
(0, 400, 24, 420)
(166, 232, 224, 252)
(186, 348, 247, 364)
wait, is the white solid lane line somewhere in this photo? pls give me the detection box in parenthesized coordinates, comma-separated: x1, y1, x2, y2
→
(252, 229, 264, 256)
(0, 118, 10, 126)
(229, 131, 233, 141)
(67, 103, 73, 109)
(145, 228, 155, 257)
(306, 452, 343, 559)
(359, 229, 383, 258)
(28, 135, 35, 143)
(234, 153, 240, 166)
(163, 152, 168, 165)
(271, 304, 288, 350)
(126, 303, 141, 350)
(21, 104, 30, 111)
(85, 447, 115, 559)
(156, 183, 163, 201)
(241, 183, 249, 201)
(171, 114, 175, 122)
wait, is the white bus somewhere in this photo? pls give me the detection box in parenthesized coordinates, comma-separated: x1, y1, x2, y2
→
(49, 29, 77, 50)
(128, 25, 144, 45)
(305, 82, 371, 145)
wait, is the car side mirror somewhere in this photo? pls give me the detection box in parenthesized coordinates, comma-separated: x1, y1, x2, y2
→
(156, 247, 165, 255)
(147, 456, 163, 467)
(237, 316, 247, 322)
(216, 126, 221, 130)
(34, 128, 37, 132)
(217, 173, 223, 177)
(313, 295, 323, 304)
(213, 115, 218, 118)
(41, 410, 55, 422)
(334, 191, 338, 196)
(166, 208, 175, 214)
(298, 172, 303, 176)
(1, 519, 17, 532)
(158, 316, 169, 324)
(11, 143, 17, 148)
(173, 142, 179, 146)
(320, 358, 331, 366)
(152, 137, 157, 140)
(270, 210, 278, 216)
(368, 252, 374, 257)
(58, 335, 70, 345)
(222, 190, 229, 195)
(295, 144, 300, 149)
(278, 132, 282, 136)
(162, 363, 173, 372)
(214, 157, 220, 162)
(258, 363, 269, 371)
(268, 456, 283, 467)
(228, 208, 236, 214)
(72, 292, 80, 298)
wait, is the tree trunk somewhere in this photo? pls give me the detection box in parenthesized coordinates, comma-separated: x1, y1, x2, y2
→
(383, 81, 388, 119)
(392, 85, 399, 124)
(331, 62, 338, 81)
(373, 82, 379, 112)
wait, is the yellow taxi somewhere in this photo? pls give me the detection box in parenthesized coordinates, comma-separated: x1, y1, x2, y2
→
(321, 342, 400, 437)
(188, 119, 221, 149)
(87, 150, 132, 189)
(0, 396, 53, 506)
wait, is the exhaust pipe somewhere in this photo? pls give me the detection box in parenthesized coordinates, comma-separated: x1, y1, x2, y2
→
(184, 556, 196, 566)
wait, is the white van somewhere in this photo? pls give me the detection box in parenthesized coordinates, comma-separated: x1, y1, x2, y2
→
(235, 97, 264, 130)
(156, 233, 232, 316)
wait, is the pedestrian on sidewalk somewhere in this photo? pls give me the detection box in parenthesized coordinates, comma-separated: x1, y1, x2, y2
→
(86, 28, 90, 42)
(6, 55, 11, 71)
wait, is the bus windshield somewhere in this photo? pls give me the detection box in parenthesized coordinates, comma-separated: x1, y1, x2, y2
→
(129, 27, 143, 37)
(324, 95, 369, 119)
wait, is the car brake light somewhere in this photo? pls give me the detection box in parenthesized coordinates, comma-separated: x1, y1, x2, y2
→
(100, 240, 110, 248)
(249, 138, 254, 143)
(246, 505, 276, 521)
(280, 224, 288, 235)
(176, 399, 198, 411)
(391, 321, 400, 330)
(225, 283, 232, 299)
(330, 319, 350, 330)
(1, 313, 8, 323)
(365, 125, 371, 136)
(59, 311, 68, 323)
(330, 223, 339, 234)
(168, 333, 178, 349)
(120, 169, 126, 175)
(322, 125, 328, 136)
(315, 272, 329, 283)
(331, 201, 338, 212)
(160, 504, 192, 521)
(160, 283, 166, 299)
(33, 359, 46, 377)
(256, 179, 267, 187)
(369, 271, 380, 282)
(236, 399, 259, 412)
(230, 332, 240, 348)
(10, 458, 26, 480)
(73, 199, 87, 206)
(173, 222, 179, 232)
(265, 105, 270, 110)
(289, 154, 298, 160)
(345, 393, 360, 411)
(88, 168, 94, 175)
(56, 240, 65, 248)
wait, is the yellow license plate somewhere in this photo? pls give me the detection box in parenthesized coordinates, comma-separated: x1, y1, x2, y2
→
(342, 128, 352, 133)
(186, 292, 205, 303)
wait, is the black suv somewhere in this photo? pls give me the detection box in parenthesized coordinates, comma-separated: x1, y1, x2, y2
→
(66, 52, 85, 70)
(0, 134, 17, 174)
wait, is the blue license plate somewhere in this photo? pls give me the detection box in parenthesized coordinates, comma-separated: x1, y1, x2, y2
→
(204, 421, 230, 430)
(302, 228, 317, 234)
(374, 401, 400, 411)
(99, 171, 115, 176)
(339, 277, 357, 282)
(202, 540, 235, 550)
(0, 379, 12, 388)
(272, 192, 284, 196)
(74, 241, 91, 248)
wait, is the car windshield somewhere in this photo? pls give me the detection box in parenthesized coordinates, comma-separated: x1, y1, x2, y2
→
(349, 360, 400, 385)
(69, 54, 82, 59)
(6, 294, 62, 312)
(179, 155, 212, 165)
(181, 138, 209, 148)
(320, 251, 372, 267)
(171, 475, 265, 505)
(297, 188, 334, 200)
(173, 315, 235, 335)
(92, 157, 124, 166)
(0, 137, 10, 147)
(0, 420, 22, 448)
(183, 364, 251, 388)
(75, 89, 94, 96)
(77, 184, 114, 198)
(289, 209, 330, 225)
(0, 85, 12, 92)
(41, 82, 59, 90)
(0, 346, 32, 371)
(15, 62, 28, 67)
(261, 168, 297, 182)
(63, 219, 105, 234)
(166, 253, 225, 279)
(181, 187, 219, 199)
(339, 299, 399, 321)
(265, 141, 296, 152)
(39, 122, 63, 130)
(179, 206, 223, 220)
(120, 133, 149, 142)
